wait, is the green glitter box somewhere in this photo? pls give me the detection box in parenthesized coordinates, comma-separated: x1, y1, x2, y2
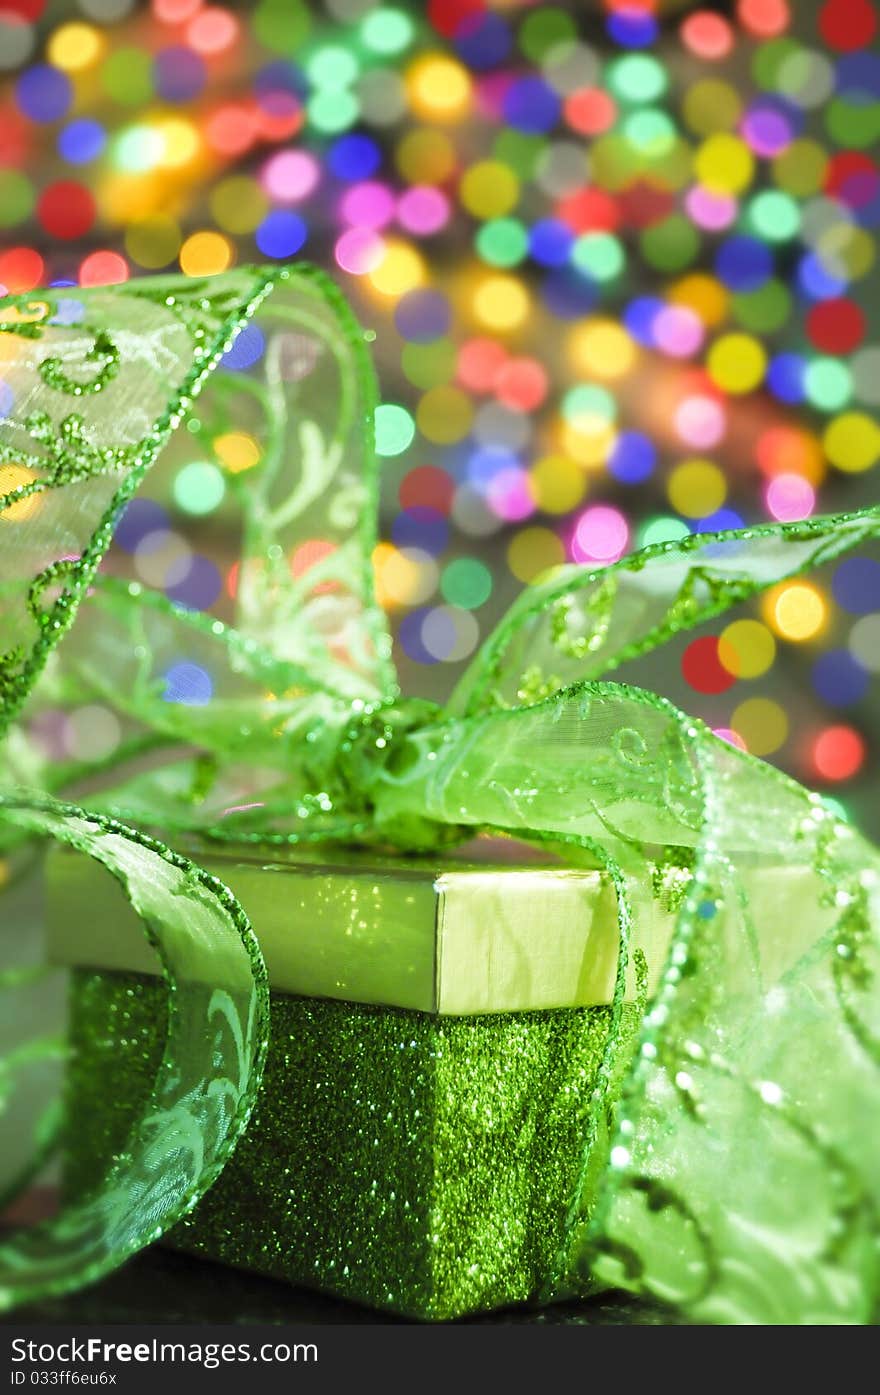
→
(46, 840, 674, 1320)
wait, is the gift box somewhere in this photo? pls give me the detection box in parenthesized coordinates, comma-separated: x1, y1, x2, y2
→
(46, 836, 684, 1320)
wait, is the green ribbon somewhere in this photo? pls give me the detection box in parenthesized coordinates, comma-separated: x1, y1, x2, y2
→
(1, 266, 879, 1322)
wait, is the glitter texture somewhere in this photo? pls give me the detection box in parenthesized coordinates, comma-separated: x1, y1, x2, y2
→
(64, 969, 641, 1320)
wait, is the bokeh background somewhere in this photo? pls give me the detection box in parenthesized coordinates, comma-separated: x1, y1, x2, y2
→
(1, 0, 879, 831)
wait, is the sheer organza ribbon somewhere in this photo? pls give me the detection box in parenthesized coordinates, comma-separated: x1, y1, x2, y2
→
(1, 266, 878, 1322)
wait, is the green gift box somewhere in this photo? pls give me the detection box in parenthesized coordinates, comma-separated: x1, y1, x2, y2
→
(45, 837, 684, 1320)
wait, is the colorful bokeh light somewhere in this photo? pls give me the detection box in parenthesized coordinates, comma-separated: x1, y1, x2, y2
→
(0, 0, 878, 812)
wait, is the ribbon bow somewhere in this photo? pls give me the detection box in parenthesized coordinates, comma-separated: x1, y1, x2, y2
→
(1, 265, 879, 1323)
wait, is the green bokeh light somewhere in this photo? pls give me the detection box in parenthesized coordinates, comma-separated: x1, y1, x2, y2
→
(476, 218, 528, 268)
(608, 53, 667, 104)
(307, 45, 359, 89)
(252, 0, 311, 55)
(562, 384, 616, 423)
(748, 190, 800, 242)
(100, 49, 153, 106)
(375, 403, 416, 456)
(519, 8, 577, 62)
(0, 170, 33, 227)
(492, 130, 544, 180)
(112, 124, 164, 173)
(804, 358, 853, 411)
(571, 232, 625, 281)
(623, 108, 676, 154)
(360, 8, 414, 55)
(639, 516, 690, 548)
(308, 89, 359, 133)
(751, 36, 801, 91)
(173, 461, 226, 516)
(640, 214, 700, 273)
(441, 558, 493, 609)
(401, 339, 457, 390)
(732, 281, 791, 334)
(825, 98, 880, 149)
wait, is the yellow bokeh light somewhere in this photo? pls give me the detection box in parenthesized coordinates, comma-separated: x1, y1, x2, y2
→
(668, 273, 729, 327)
(771, 139, 828, 198)
(473, 274, 530, 332)
(650, 137, 693, 192)
(718, 619, 776, 679)
(210, 176, 269, 235)
(124, 215, 181, 269)
(763, 581, 827, 641)
(529, 455, 586, 514)
(179, 230, 233, 277)
(507, 526, 565, 583)
(395, 128, 456, 185)
(589, 134, 636, 193)
(731, 697, 788, 757)
(459, 160, 519, 219)
(157, 117, 200, 169)
(823, 412, 880, 474)
(561, 420, 616, 469)
(369, 239, 425, 297)
(407, 54, 471, 122)
(0, 464, 40, 523)
(98, 173, 167, 225)
(373, 542, 437, 608)
(707, 332, 767, 394)
(568, 318, 637, 380)
(416, 385, 474, 444)
(818, 224, 875, 281)
(569, 411, 613, 444)
(667, 458, 726, 517)
(47, 21, 104, 71)
(694, 133, 754, 194)
(681, 79, 742, 136)
(214, 431, 261, 474)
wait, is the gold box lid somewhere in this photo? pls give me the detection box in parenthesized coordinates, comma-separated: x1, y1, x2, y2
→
(45, 838, 684, 1015)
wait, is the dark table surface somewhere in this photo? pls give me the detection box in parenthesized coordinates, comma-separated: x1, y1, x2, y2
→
(2, 1231, 676, 1326)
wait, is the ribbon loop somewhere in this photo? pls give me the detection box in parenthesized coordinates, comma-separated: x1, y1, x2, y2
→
(0, 795, 268, 1313)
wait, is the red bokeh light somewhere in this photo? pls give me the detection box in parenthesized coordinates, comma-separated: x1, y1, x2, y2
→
(813, 725, 866, 781)
(187, 6, 239, 55)
(806, 299, 866, 355)
(0, 0, 46, 19)
(427, 0, 486, 37)
(818, 0, 877, 50)
(457, 337, 508, 394)
(682, 636, 737, 695)
(494, 357, 549, 412)
(153, 0, 202, 22)
(681, 11, 734, 59)
(37, 182, 96, 240)
(205, 104, 256, 156)
(79, 250, 129, 286)
(737, 0, 790, 37)
(399, 465, 455, 514)
(555, 187, 619, 233)
(0, 245, 44, 293)
(564, 88, 617, 137)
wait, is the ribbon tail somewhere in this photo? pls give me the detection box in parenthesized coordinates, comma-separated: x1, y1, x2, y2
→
(375, 688, 880, 1322)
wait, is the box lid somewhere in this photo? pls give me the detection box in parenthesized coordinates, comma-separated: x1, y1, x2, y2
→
(45, 838, 680, 1015)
